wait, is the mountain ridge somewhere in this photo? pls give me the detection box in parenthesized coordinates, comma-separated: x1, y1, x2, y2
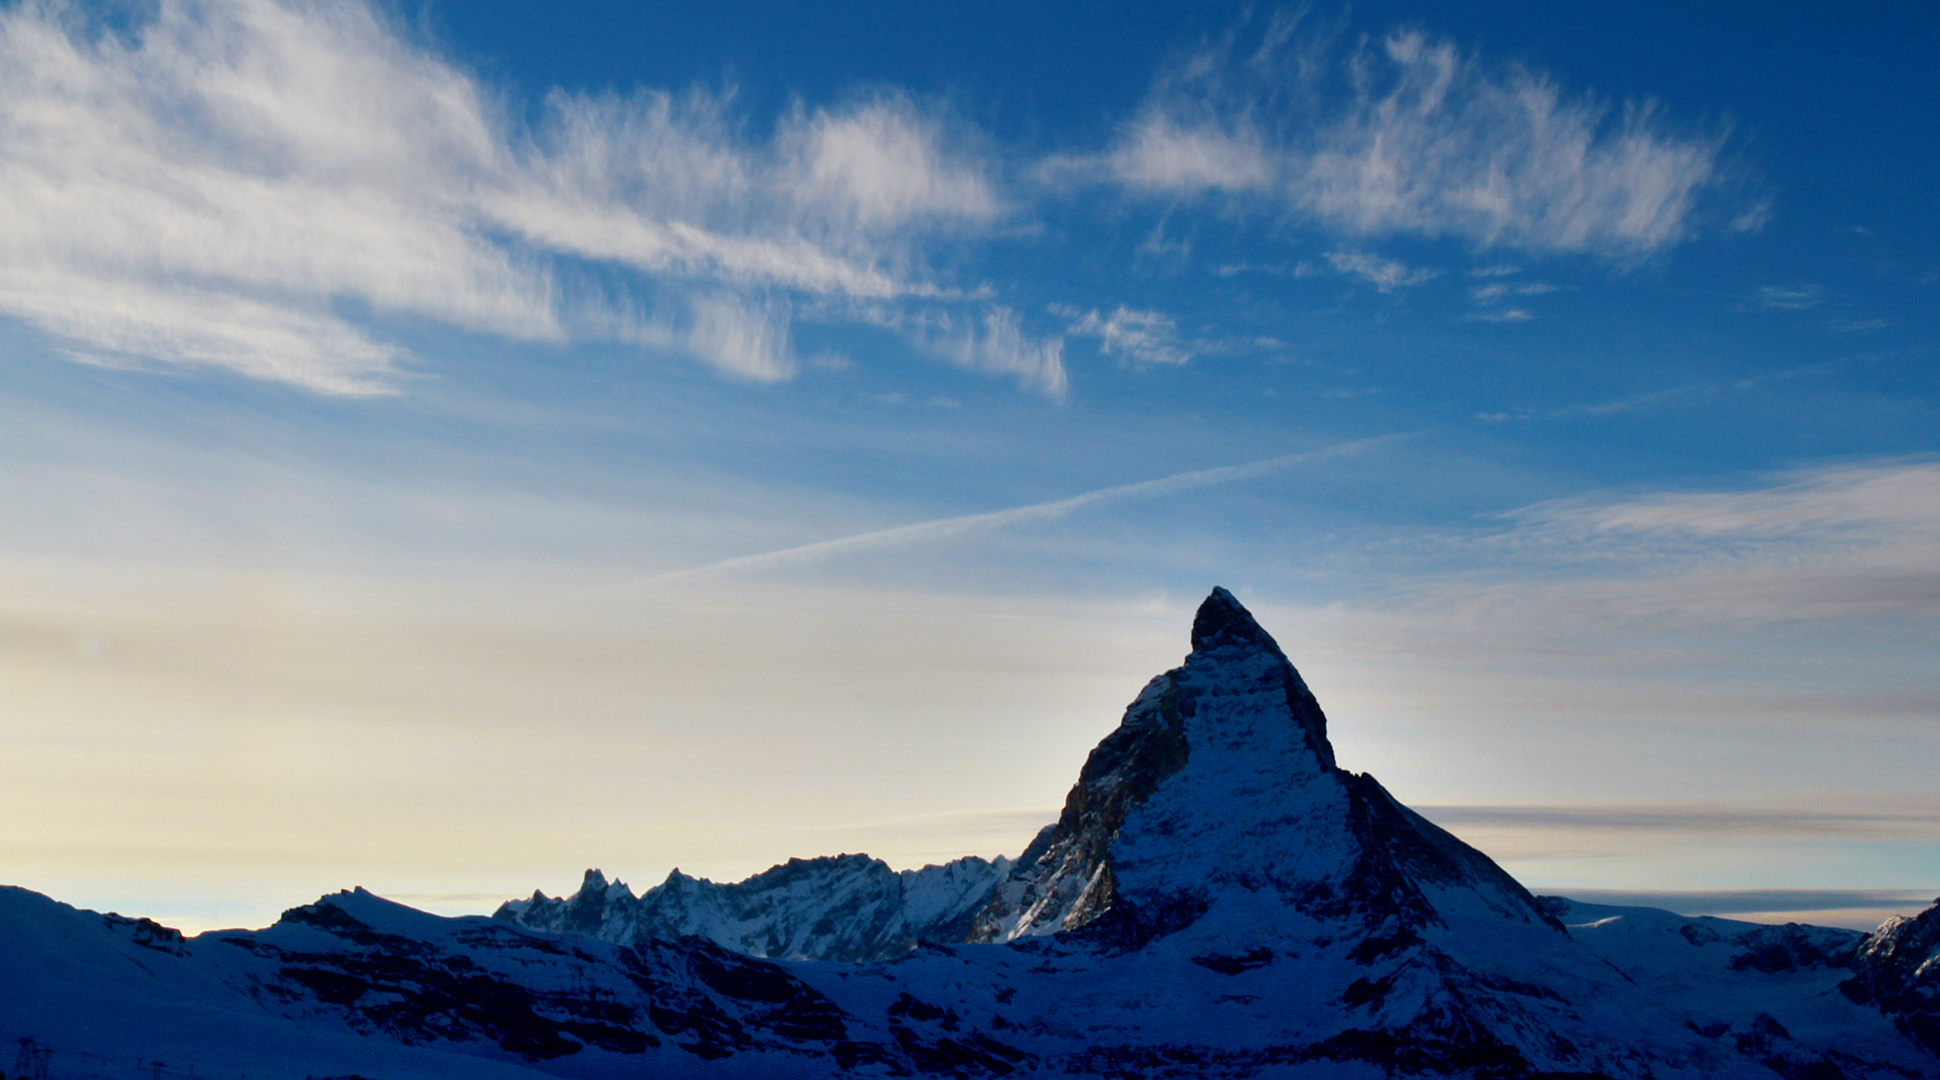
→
(6, 587, 1937, 1078)
(498, 853, 1013, 962)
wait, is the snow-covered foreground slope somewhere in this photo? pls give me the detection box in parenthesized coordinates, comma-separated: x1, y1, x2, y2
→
(7, 588, 1939, 1078)
(1538, 896, 1932, 1078)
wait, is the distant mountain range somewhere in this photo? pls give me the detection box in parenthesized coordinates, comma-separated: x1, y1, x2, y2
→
(5, 588, 1937, 1078)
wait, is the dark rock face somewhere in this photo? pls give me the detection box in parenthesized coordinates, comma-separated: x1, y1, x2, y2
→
(965, 658, 1191, 942)
(1842, 900, 1940, 1055)
(103, 912, 187, 955)
(1191, 946, 1275, 975)
(885, 992, 1030, 1076)
(1728, 923, 1856, 974)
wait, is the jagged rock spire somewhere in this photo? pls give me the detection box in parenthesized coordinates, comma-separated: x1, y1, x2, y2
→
(1190, 585, 1281, 653)
(1183, 586, 1335, 771)
(971, 587, 1340, 941)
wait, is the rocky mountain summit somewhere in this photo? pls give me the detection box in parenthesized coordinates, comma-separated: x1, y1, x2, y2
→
(6, 588, 1940, 1078)
(498, 854, 1010, 962)
(967, 587, 1563, 948)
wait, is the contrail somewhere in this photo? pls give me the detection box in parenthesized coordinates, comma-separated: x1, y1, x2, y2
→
(603, 433, 1408, 592)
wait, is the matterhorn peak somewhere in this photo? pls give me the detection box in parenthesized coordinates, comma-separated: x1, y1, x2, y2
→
(1190, 585, 1280, 654)
(1178, 585, 1335, 771)
(970, 586, 1548, 945)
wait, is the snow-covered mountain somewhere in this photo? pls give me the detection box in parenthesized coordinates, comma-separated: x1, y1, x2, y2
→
(966, 586, 1561, 948)
(0, 881, 927, 1079)
(1843, 900, 1940, 1057)
(496, 854, 1010, 962)
(6, 587, 1938, 1078)
(1539, 895, 1928, 1078)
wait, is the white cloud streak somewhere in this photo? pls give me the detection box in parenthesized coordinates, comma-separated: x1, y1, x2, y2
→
(0, 269, 406, 394)
(1324, 251, 1440, 291)
(1750, 284, 1824, 311)
(1471, 281, 1560, 303)
(0, 0, 1003, 393)
(1518, 460, 1940, 541)
(683, 293, 797, 382)
(909, 306, 1068, 399)
(1462, 308, 1532, 323)
(1828, 318, 1890, 334)
(1068, 11, 1729, 260)
(808, 299, 1069, 399)
(608, 434, 1407, 590)
(1056, 305, 1192, 366)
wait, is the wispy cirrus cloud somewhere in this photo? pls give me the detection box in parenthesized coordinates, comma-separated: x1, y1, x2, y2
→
(1054, 9, 1733, 261)
(828, 301, 1068, 399)
(1828, 318, 1890, 334)
(681, 293, 798, 382)
(0, 0, 1006, 394)
(1471, 281, 1561, 303)
(913, 307, 1069, 400)
(0, 269, 410, 394)
(497, 89, 999, 296)
(1464, 278, 1560, 322)
(1324, 251, 1440, 291)
(1462, 308, 1532, 323)
(1516, 459, 1940, 541)
(1749, 284, 1824, 311)
(1320, 459, 1940, 652)
(1054, 305, 1192, 366)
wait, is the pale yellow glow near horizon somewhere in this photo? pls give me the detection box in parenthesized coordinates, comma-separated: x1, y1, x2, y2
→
(5, 551, 1935, 935)
(0, 554, 1190, 930)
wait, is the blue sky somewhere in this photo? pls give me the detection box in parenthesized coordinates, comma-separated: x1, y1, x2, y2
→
(0, 0, 1935, 932)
